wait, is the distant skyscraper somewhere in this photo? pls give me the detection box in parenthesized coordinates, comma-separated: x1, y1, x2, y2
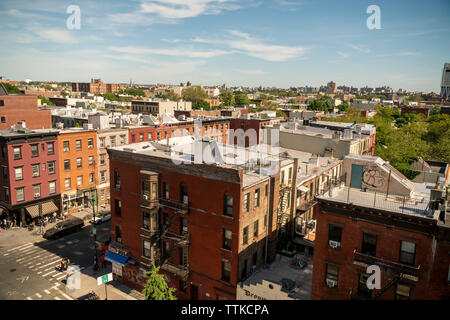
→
(440, 63, 450, 100)
(326, 81, 337, 94)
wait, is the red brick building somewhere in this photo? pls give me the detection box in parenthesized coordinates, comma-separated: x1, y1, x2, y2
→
(106, 139, 280, 299)
(311, 185, 450, 300)
(0, 127, 61, 225)
(127, 119, 230, 145)
(0, 85, 52, 130)
(401, 106, 432, 118)
(229, 118, 283, 147)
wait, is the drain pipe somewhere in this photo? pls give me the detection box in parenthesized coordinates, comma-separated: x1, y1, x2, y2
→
(265, 177, 270, 265)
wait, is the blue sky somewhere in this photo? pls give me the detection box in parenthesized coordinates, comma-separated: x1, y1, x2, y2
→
(0, 0, 449, 92)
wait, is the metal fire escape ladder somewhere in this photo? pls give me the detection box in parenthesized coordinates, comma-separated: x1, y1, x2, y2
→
(372, 275, 401, 300)
(277, 187, 291, 228)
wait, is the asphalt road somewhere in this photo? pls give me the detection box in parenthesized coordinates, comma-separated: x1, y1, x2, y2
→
(0, 220, 110, 300)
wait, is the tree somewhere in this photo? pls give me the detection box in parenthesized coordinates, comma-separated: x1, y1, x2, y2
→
(166, 91, 180, 101)
(3, 83, 22, 94)
(38, 95, 55, 106)
(219, 92, 235, 106)
(142, 263, 177, 300)
(102, 93, 118, 101)
(192, 99, 211, 110)
(182, 87, 207, 102)
(337, 102, 350, 112)
(234, 93, 251, 106)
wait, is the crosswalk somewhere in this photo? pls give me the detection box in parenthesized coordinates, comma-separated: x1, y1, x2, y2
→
(2, 242, 84, 299)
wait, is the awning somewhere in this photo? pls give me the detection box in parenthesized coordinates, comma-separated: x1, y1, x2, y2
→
(298, 186, 309, 193)
(42, 201, 58, 215)
(105, 250, 129, 266)
(25, 201, 58, 218)
(25, 204, 40, 218)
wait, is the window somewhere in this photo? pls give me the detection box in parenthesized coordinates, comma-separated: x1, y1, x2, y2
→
(222, 260, 231, 283)
(100, 171, 106, 182)
(76, 158, 82, 168)
(120, 135, 125, 145)
(16, 187, 24, 202)
(100, 190, 105, 200)
(224, 195, 233, 216)
(47, 142, 54, 155)
(114, 170, 120, 189)
(3, 167, 7, 180)
(243, 193, 250, 212)
(281, 170, 285, 185)
(63, 141, 70, 152)
(328, 224, 342, 247)
(361, 233, 377, 256)
(76, 140, 82, 150)
(31, 144, 39, 157)
(13, 146, 22, 160)
(143, 211, 150, 230)
(131, 135, 136, 143)
(89, 173, 94, 183)
(49, 181, 56, 194)
(163, 182, 169, 200)
(152, 212, 158, 231)
(32, 164, 40, 177)
(0, 100, 3, 107)
(395, 284, 411, 300)
(325, 264, 339, 284)
(143, 240, 151, 258)
(223, 229, 232, 250)
(32, 184, 40, 198)
(139, 133, 144, 142)
(99, 154, 106, 165)
(48, 161, 55, 174)
(399, 241, 416, 266)
(243, 226, 249, 245)
(14, 167, 23, 180)
(115, 225, 122, 243)
(180, 185, 188, 204)
(88, 156, 94, 166)
(115, 199, 121, 216)
(265, 184, 268, 197)
(358, 274, 371, 297)
(288, 167, 292, 183)
(253, 220, 259, 237)
(5, 188, 10, 202)
(65, 178, 71, 190)
(88, 138, 93, 149)
(254, 189, 260, 207)
(100, 138, 105, 148)
(77, 176, 83, 186)
(151, 182, 157, 200)
(110, 137, 116, 147)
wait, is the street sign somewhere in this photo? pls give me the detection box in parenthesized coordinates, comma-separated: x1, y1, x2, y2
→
(97, 273, 113, 285)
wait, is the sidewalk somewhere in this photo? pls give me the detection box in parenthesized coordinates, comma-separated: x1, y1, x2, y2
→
(66, 264, 142, 300)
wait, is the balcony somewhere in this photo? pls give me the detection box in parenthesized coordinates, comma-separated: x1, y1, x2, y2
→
(140, 227, 158, 239)
(161, 232, 190, 246)
(297, 198, 317, 212)
(159, 198, 189, 214)
(353, 250, 420, 281)
(160, 262, 189, 280)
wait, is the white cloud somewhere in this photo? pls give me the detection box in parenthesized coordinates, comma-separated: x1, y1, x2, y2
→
(193, 30, 307, 62)
(33, 29, 79, 44)
(337, 51, 349, 58)
(349, 44, 371, 53)
(108, 46, 230, 58)
(235, 69, 265, 75)
(140, 0, 242, 19)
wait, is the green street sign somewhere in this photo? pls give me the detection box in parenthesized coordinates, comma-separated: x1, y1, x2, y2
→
(97, 273, 113, 285)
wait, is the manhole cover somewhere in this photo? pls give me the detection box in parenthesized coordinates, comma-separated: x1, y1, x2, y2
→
(10, 268, 16, 272)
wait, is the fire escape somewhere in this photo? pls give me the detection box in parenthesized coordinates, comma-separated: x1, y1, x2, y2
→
(156, 198, 190, 281)
(351, 249, 420, 300)
(277, 186, 291, 230)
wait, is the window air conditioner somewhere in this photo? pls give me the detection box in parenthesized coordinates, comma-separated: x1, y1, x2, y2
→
(326, 279, 337, 288)
(328, 240, 340, 249)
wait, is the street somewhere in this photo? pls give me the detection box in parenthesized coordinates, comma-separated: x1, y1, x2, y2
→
(0, 216, 112, 300)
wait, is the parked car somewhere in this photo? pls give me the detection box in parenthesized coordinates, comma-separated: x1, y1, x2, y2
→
(92, 214, 111, 225)
(43, 217, 84, 240)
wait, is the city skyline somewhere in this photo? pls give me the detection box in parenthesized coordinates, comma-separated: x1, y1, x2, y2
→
(0, 0, 449, 92)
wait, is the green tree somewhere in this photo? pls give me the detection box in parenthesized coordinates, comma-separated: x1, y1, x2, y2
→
(192, 99, 211, 110)
(102, 93, 118, 101)
(3, 83, 22, 94)
(38, 95, 55, 106)
(182, 87, 207, 102)
(219, 91, 235, 106)
(142, 263, 177, 300)
(234, 93, 251, 106)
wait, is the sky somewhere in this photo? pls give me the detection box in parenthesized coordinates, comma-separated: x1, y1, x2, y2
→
(0, 0, 449, 92)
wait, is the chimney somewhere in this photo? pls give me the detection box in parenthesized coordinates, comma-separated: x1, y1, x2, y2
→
(18, 121, 26, 130)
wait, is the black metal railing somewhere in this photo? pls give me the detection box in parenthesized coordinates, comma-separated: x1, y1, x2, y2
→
(159, 198, 189, 213)
(354, 250, 420, 278)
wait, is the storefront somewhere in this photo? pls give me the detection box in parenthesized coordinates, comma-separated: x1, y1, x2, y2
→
(105, 241, 130, 281)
